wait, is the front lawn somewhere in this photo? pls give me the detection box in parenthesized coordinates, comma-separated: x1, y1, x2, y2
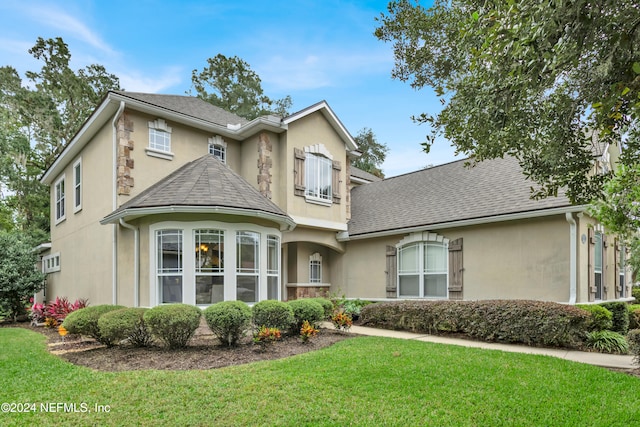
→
(1, 328, 639, 426)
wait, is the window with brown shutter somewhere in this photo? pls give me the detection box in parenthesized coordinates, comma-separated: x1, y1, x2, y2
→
(448, 238, 463, 301)
(332, 160, 341, 204)
(293, 148, 305, 196)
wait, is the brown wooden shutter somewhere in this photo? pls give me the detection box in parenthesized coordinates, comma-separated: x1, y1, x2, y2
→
(448, 238, 463, 300)
(385, 245, 397, 298)
(602, 233, 608, 298)
(588, 228, 596, 302)
(293, 148, 305, 196)
(332, 160, 341, 204)
(614, 239, 622, 297)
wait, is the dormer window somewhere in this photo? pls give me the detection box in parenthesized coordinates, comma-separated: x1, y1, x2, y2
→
(208, 136, 227, 163)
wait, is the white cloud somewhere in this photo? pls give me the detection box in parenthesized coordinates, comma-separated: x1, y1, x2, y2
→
(382, 144, 460, 177)
(117, 66, 184, 93)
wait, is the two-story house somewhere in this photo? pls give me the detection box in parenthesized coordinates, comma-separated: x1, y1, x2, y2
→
(39, 91, 632, 308)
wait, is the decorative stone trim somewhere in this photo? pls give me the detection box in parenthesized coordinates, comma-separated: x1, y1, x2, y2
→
(117, 113, 135, 195)
(257, 132, 272, 199)
(286, 284, 330, 300)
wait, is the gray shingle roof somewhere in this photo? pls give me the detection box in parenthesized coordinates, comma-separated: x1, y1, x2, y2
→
(114, 91, 248, 127)
(103, 155, 291, 224)
(348, 156, 574, 237)
(350, 166, 382, 182)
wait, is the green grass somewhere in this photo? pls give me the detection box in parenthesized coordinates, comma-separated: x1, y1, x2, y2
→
(1, 328, 640, 426)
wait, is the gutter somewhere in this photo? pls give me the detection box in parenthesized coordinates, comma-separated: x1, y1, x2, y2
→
(119, 218, 139, 307)
(111, 101, 125, 305)
(565, 212, 577, 304)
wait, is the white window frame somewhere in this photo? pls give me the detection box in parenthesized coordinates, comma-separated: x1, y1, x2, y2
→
(54, 175, 66, 224)
(149, 221, 281, 307)
(267, 235, 280, 300)
(194, 229, 225, 305)
(73, 158, 82, 213)
(208, 136, 227, 163)
(156, 229, 184, 304)
(43, 253, 61, 273)
(309, 252, 322, 283)
(146, 118, 174, 160)
(594, 231, 603, 300)
(397, 232, 449, 299)
(305, 153, 333, 204)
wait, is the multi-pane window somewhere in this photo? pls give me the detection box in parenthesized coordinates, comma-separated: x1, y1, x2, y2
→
(195, 230, 224, 305)
(43, 253, 61, 273)
(208, 136, 227, 163)
(157, 230, 183, 303)
(594, 231, 603, 300)
(149, 128, 171, 152)
(73, 159, 81, 212)
(305, 153, 332, 201)
(267, 236, 280, 300)
(309, 253, 322, 283)
(398, 241, 448, 298)
(54, 176, 65, 222)
(236, 231, 260, 303)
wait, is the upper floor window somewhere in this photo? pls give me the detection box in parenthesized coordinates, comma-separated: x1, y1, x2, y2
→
(147, 119, 173, 159)
(398, 235, 448, 298)
(54, 175, 65, 223)
(305, 153, 332, 202)
(208, 135, 227, 163)
(73, 158, 82, 213)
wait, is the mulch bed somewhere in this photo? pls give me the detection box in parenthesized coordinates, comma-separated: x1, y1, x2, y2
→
(2, 320, 356, 372)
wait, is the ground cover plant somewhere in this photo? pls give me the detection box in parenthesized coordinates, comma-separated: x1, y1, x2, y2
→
(1, 327, 640, 426)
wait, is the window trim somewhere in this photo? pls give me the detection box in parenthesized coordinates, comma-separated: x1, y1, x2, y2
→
(208, 136, 227, 164)
(54, 175, 66, 224)
(73, 158, 82, 213)
(43, 253, 61, 273)
(147, 118, 174, 159)
(305, 152, 333, 205)
(397, 232, 449, 299)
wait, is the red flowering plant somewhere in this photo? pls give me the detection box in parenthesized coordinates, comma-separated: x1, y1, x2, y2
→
(45, 297, 88, 324)
(300, 320, 319, 343)
(29, 302, 47, 324)
(331, 310, 353, 331)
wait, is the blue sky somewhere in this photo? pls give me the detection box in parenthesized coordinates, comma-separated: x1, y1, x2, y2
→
(0, 0, 459, 177)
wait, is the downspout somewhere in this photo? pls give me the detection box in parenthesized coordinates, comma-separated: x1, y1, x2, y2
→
(111, 101, 125, 304)
(566, 212, 577, 304)
(119, 218, 139, 307)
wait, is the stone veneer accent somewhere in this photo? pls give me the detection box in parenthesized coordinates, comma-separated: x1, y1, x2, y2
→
(287, 286, 330, 300)
(257, 132, 272, 199)
(116, 113, 135, 195)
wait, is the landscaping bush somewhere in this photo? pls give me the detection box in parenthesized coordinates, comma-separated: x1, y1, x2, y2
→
(143, 304, 201, 349)
(204, 301, 252, 347)
(62, 305, 125, 346)
(585, 330, 629, 354)
(628, 329, 640, 365)
(342, 299, 372, 320)
(308, 297, 334, 318)
(252, 300, 294, 331)
(600, 302, 630, 334)
(632, 287, 640, 303)
(360, 300, 590, 348)
(98, 307, 153, 347)
(628, 305, 640, 330)
(577, 304, 613, 331)
(288, 299, 324, 331)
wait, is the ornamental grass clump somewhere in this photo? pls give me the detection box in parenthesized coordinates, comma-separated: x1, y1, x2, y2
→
(62, 305, 125, 346)
(204, 301, 252, 347)
(252, 300, 294, 332)
(288, 299, 324, 331)
(585, 330, 629, 354)
(143, 304, 201, 349)
(98, 307, 153, 347)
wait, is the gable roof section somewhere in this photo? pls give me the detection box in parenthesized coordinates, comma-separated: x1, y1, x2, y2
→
(101, 155, 295, 230)
(347, 156, 582, 239)
(284, 101, 358, 152)
(350, 166, 382, 183)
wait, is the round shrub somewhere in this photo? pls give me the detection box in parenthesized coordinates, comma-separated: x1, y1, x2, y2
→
(600, 302, 630, 334)
(577, 304, 613, 331)
(288, 299, 325, 331)
(98, 307, 152, 347)
(62, 305, 125, 346)
(252, 300, 294, 331)
(628, 329, 640, 365)
(628, 305, 640, 330)
(309, 298, 333, 318)
(143, 304, 201, 348)
(204, 301, 252, 347)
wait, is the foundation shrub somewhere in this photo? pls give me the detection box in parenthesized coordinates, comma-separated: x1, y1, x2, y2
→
(628, 329, 640, 365)
(600, 302, 630, 334)
(308, 298, 334, 318)
(585, 330, 629, 354)
(204, 301, 252, 347)
(252, 300, 294, 331)
(576, 304, 613, 331)
(62, 305, 126, 346)
(98, 307, 152, 347)
(628, 305, 640, 330)
(143, 304, 201, 349)
(360, 300, 590, 348)
(288, 299, 325, 331)
(632, 287, 640, 303)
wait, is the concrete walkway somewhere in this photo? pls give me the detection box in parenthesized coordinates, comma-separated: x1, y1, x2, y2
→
(330, 323, 636, 370)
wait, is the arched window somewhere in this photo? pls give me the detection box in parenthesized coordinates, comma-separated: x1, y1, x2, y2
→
(397, 233, 448, 298)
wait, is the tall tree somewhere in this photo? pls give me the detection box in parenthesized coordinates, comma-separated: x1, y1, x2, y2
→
(191, 54, 292, 120)
(352, 127, 389, 178)
(375, 0, 640, 204)
(0, 37, 121, 241)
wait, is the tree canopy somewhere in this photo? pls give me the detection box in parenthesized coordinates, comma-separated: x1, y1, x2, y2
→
(190, 54, 292, 120)
(352, 127, 389, 178)
(375, 0, 640, 206)
(0, 37, 120, 241)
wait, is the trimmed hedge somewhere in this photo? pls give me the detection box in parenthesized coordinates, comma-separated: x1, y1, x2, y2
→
(204, 301, 252, 347)
(308, 298, 334, 318)
(577, 304, 613, 331)
(62, 305, 125, 346)
(632, 287, 640, 303)
(143, 304, 201, 348)
(252, 300, 294, 331)
(628, 305, 640, 330)
(600, 302, 630, 334)
(98, 307, 152, 347)
(288, 299, 325, 330)
(360, 300, 590, 348)
(628, 329, 640, 365)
